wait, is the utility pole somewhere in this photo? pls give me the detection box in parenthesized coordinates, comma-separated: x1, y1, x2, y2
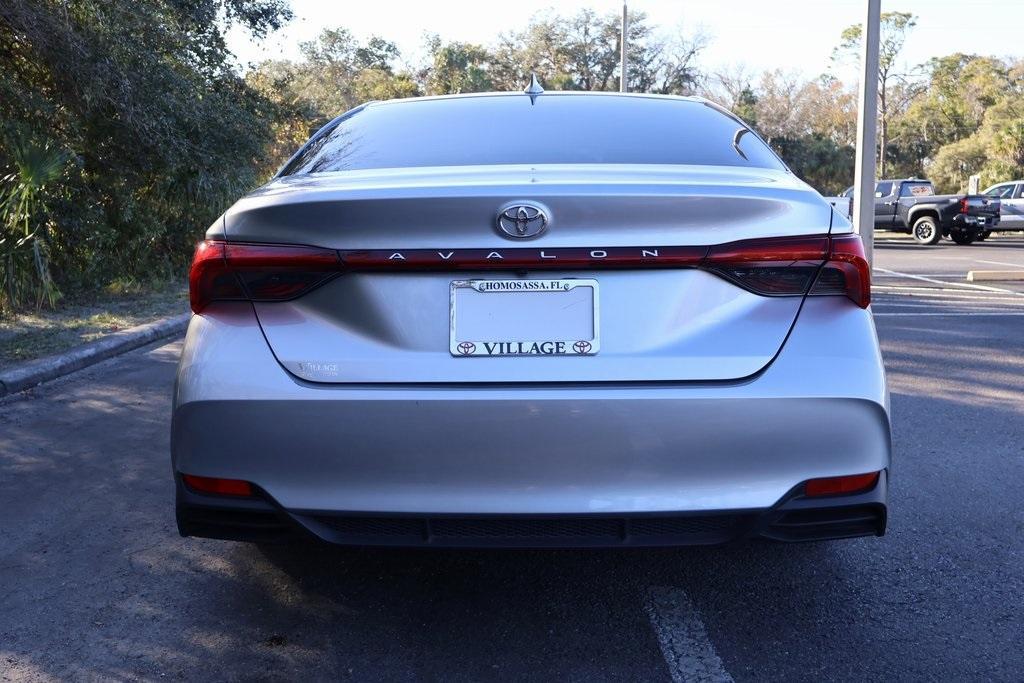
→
(620, 3, 628, 92)
(852, 0, 880, 266)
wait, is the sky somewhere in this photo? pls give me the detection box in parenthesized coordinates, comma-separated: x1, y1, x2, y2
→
(227, 0, 1022, 81)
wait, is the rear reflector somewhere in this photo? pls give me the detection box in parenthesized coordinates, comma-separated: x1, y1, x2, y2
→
(804, 471, 880, 497)
(182, 474, 254, 497)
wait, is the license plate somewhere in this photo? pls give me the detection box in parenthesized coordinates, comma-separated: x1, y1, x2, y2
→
(449, 279, 599, 357)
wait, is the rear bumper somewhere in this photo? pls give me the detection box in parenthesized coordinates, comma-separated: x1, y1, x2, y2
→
(172, 298, 890, 542)
(173, 394, 888, 515)
(175, 471, 887, 547)
(952, 213, 999, 229)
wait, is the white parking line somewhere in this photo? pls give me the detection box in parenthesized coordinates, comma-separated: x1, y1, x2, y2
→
(873, 302, 1014, 309)
(873, 273, 958, 278)
(873, 267, 1024, 296)
(976, 259, 1024, 269)
(645, 587, 734, 683)
(872, 298, 1024, 305)
(873, 286, 1024, 300)
(873, 285, 1004, 292)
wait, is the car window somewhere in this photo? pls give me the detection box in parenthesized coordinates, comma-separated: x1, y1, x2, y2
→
(1016, 184, 1024, 199)
(900, 182, 934, 197)
(984, 184, 1015, 198)
(874, 182, 893, 197)
(280, 95, 788, 175)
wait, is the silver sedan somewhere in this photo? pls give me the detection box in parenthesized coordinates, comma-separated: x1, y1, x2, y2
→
(172, 89, 889, 547)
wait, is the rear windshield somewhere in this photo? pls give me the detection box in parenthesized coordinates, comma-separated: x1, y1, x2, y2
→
(900, 182, 934, 197)
(280, 94, 787, 175)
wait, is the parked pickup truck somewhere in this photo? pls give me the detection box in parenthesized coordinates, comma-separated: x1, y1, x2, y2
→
(824, 194, 853, 219)
(835, 179, 1000, 245)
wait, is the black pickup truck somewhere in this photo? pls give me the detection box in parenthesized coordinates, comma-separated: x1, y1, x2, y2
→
(839, 179, 1001, 245)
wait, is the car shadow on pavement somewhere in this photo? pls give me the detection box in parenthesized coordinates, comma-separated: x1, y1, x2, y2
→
(238, 538, 842, 679)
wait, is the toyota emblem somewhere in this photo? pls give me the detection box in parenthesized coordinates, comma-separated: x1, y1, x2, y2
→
(496, 203, 548, 239)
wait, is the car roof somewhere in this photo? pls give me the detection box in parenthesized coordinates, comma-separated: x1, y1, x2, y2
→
(359, 92, 758, 141)
(365, 90, 706, 108)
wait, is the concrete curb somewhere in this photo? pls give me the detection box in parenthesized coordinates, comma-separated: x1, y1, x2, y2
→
(0, 313, 191, 397)
(967, 270, 1024, 282)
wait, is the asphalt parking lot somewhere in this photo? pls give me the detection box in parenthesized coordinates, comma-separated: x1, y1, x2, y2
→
(2, 235, 1023, 681)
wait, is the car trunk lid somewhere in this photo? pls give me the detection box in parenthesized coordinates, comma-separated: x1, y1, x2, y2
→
(220, 165, 834, 383)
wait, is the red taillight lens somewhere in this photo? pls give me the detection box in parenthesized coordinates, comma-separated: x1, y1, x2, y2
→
(704, 235, 830, 296)
(189, 241, 244, 313)
(959, 197, 969, 214)
(189, 241, 341, 313)
(804, 471, 880, 497)
(809, 234, 871, 308)
(703, 234, 870, 308)
(181, 474, 254, 497)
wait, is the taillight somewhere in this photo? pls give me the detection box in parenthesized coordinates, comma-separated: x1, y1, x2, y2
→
(704, 235, 830, 296)
(189, 241, 341, 313)
(959, 197, 969, 214)
(187, 235, 871, 312)
(181, 474, 254, 497)
(809, 234, 871, 308)
(703, 234, 870, 308)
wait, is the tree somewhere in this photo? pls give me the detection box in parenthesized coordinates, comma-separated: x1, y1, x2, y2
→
(292, 28, 403, 116)
(629, 24, 708, 95)
(701, 69, 858, 193)
(247, 28, 422, 173)
(487, 9, 706, 95)
(896, 54, 1011, 170)
(700, 65, 756, 112)
(772, 134, 856, 196)
(927, 135, 989, 193)
(732, 86, 759, 127)
(748, 70, 812, 143)
(927, 97, 1024, 192)
(885, 54, 1024, 189)
(834, 11, 918, 176)
(0, 138, 67, 310)
(0, 0, 293, 310)
(423, 36, 494, 95)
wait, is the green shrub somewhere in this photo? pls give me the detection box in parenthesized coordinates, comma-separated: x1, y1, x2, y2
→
(0, 134, 68, 312)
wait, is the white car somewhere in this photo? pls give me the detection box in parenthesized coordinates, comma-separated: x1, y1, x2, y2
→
(982, 182, 1024, 231)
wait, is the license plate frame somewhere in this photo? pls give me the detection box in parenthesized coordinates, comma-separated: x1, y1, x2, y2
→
(449, 278, 600, 357)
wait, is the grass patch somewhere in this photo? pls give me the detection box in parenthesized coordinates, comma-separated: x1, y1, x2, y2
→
(0, 280, 188, 369)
